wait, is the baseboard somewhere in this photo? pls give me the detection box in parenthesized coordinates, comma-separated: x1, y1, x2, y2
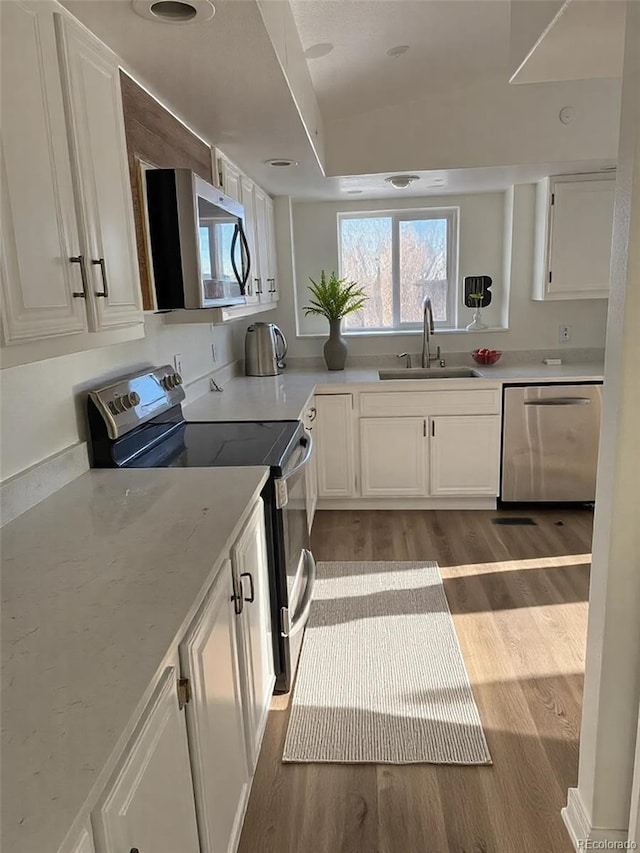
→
(1, 442, 89, 526)
(562, 788, 630, 850)
(317, 497, 497, 511)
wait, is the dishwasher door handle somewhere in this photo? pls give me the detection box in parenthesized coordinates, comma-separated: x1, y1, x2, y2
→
(524, 397, 592, 406)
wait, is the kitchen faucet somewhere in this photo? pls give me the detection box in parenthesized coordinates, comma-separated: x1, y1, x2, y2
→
(421, 296, 441, 368)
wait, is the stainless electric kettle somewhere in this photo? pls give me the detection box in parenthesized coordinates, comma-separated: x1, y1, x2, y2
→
(244, 322, 288, 376)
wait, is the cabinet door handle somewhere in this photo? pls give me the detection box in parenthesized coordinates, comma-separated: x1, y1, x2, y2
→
(255, 277, 262, 294)
(231, 572, 244, 615)
(91, 258, 109, 298)
(69, 255, 88, 298)
(240, 571, 255, 603)
(267, 277, 276, 292)
(431, 421, 435, 437)
(423, 419, 426, 437)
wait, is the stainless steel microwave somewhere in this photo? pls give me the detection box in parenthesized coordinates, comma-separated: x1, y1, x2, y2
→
(145, 168, 251, 309)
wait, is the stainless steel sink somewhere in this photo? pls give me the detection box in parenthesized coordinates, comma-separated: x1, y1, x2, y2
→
(378, 367, 481, 380)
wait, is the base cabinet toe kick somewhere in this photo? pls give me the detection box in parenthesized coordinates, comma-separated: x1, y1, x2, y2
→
(313, 388, 503, 508)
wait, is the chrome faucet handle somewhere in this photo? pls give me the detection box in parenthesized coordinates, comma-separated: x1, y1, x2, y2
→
(397, 352, 412, 368)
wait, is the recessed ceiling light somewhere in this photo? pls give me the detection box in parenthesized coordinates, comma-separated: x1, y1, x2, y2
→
(387, 45, 410, 58)
(132, 0, 215, 24)
(385, 175, 419, 189)
(305, 42, 334, 59)
(265, 158, 299, 168)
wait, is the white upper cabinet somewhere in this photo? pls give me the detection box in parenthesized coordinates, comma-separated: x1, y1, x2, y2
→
(217, 152, 242, 202)
(532, 174, 615, 301)
(92, 666, 201, 853)
(0, 2, 143, 353)
(55, 14, 143, 330)
(179, 559, 251, 853)
(0, 1, 87, 344)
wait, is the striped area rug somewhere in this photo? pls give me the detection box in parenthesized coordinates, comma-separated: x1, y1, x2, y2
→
(283, 560, 492, 765)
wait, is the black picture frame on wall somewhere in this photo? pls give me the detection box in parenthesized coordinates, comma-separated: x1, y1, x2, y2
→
(463, 275, 493, 308)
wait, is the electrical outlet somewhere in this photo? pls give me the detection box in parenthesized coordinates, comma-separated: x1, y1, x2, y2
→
(173, 353, 183, 374)
(559, 325, 571, 344)
(211, 344, 218, 363)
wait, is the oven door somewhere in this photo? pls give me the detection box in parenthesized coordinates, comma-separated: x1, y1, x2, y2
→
(274, 431, 317, 642)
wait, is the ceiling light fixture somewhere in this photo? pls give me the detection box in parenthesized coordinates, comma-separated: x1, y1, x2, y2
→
(387, 45, 410, 58)
(132, 0, 215, 24)
(385, 175, 419, 190)
(265, 158, 299, 168)
(305, 42, 335, 59)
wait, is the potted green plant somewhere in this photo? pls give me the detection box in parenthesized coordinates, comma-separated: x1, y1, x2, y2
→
(303, 271, 368, 370)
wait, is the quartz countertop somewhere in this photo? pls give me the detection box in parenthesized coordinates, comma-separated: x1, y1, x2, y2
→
(1, 466, 269, 853)
(183, 362, 605, 422)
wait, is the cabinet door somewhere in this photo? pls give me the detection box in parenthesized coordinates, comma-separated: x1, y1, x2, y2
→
(254, 187, 271, 302)
(232, 500, 275, 771)
(179, 559, 250, 853)
(239, 177, 260, 304)
(0, 1, 87, 343)
(430, 415, 500, 496)
(218, 154, 241, 202)
(56, 15, 143, 331)
(360, 418, 428, 497)
(547, 178, 615, 298)
(92, 667, 200, 853)
(265, 195, 278, 301)
(315, 394, 356, 498)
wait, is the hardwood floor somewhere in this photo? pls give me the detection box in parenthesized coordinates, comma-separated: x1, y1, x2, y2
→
(238, 508, 592, 853)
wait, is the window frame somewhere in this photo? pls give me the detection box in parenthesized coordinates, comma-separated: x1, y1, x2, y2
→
(337, 207, 459, 332)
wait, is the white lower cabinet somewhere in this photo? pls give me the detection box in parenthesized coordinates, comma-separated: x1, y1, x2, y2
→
(92, 666, 201, 853)
(315, 394, 355, 498)
(232, 499, 275, 772)
(92, 499, 273, 853)
(179, 558, 251, 853)
(429, 415, 501, 496)
(360, 417, 428, 497)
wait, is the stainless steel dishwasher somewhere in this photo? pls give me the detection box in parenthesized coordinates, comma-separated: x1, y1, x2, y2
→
(501, 383, 602, 502)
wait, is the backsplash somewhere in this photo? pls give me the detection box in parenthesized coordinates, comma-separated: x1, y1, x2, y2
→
(0, 314, 247, 483)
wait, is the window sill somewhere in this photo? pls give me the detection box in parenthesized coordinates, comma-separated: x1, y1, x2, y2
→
(296, 327, 509, 339)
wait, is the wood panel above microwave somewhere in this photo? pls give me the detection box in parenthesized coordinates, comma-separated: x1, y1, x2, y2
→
(120, 71, 213, 310)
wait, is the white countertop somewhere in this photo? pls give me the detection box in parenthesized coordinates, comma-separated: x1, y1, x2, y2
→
(1, 466, 269, 853)
(184, 363, 605, 422)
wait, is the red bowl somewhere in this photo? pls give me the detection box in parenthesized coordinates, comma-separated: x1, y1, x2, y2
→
(471, 349, 502, 365)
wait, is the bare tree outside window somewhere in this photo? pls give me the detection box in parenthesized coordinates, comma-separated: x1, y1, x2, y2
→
(339, 210, 456, 331)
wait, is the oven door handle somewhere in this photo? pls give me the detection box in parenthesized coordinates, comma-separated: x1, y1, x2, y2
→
(274, 430, 314, 509)
(282, 549, 316, 638)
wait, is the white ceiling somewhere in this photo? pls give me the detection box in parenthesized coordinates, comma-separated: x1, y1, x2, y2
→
(289, 0, 509, 120)
(511, 0, 626, 84)
(61, 0, 620, 201)
(61, 0, 325, 195)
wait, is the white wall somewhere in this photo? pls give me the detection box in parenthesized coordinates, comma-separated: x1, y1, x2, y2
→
(0, 315, 246, 482)
(271, 186, 608, 360)
(325, 77, 621, 177)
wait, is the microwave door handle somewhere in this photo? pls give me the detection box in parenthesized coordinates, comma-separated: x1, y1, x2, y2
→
(240, 224, 251, 289)
(230, 224, 243, 292)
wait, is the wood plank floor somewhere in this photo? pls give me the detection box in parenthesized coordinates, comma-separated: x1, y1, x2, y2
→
(238, 507, 592, 853)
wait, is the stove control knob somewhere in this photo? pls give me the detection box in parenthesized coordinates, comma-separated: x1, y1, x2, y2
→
(118, 391, 140, 412)
(173, 372, 183, 386)
(161, 374, 173, 390)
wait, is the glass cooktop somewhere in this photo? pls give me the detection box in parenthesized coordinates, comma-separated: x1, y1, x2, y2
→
(127, 420, 301, 470)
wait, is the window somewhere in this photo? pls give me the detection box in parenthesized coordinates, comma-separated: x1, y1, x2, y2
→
(338, 209, 458, 331)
